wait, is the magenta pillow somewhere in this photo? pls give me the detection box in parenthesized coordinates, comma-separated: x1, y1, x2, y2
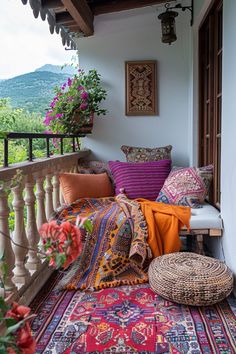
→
(108, 160, 171, 200)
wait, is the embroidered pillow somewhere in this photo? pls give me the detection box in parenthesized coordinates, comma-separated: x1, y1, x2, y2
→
(108, 160, 171, 200)
(78, 160, 114, 183)
(156, 165, 213, 208)
(59, 172, 114, 204)
(121, 145, 172, 163)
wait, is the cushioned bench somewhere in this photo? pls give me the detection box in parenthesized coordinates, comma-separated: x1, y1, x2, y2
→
(180, 202, 222, 254)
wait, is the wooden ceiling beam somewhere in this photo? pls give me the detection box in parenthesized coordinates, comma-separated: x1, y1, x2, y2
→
(61, 0, 94, 36)
(65, 24, 82, 32)
(41, 0, 63, 10)
(90, 0, 166, 15)
(56, 12, 75, 25)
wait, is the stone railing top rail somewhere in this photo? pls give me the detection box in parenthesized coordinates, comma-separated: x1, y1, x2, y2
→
(0, 149, 91, 181)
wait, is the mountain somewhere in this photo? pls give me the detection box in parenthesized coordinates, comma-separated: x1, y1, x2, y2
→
(0, 70, 68, 115)
(35, 64, 76, 75)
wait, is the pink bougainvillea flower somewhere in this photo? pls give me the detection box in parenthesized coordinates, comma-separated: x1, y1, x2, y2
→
(79, 103, 88, 110)
(81, 91, 89, 100)
(56, 113, 63, 118)
(43, 115, 55, 126)
(68, 78, 72, 87)
(77, 85, 84, 91)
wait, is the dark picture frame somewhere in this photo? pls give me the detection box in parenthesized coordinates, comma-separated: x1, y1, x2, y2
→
(125, 60, 157, 116)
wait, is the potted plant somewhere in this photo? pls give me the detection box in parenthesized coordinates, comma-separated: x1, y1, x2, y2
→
(44, 68, 107, 135)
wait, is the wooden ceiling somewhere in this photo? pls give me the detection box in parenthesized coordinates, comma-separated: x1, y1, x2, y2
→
(41, 0, 167, 38)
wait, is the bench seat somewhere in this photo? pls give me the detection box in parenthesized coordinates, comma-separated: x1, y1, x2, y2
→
(180, 203, 222, 236)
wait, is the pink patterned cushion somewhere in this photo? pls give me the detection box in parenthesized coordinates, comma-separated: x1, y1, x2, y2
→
(108, 160, 171, 200)
(156, 166, 213, 208)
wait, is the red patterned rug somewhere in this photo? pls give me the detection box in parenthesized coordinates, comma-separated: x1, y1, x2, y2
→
(30, 272, 236, 353)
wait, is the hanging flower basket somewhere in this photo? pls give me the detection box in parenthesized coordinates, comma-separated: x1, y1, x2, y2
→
(72, 110, 94, 134)
(44, 68, 107, 136)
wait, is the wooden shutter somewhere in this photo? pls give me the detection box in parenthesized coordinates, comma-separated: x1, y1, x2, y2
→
(199, 0, 222, 208)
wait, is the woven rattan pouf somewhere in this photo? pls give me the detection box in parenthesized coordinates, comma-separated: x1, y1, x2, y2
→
(148, 252, 234, 306)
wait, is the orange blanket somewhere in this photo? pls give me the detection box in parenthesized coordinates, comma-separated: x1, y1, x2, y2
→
(136, 200, 191, 258)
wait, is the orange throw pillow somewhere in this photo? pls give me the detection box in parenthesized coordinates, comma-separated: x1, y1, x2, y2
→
(59, 173, 114, 204)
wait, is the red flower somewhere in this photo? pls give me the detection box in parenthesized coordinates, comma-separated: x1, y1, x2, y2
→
(7, 349, 17, 354)
(39, 220, 82, 269)
(16, 322, 36, 354)
(6, 302, 31, 321)
(6, 324, 36, 354)
(6, 302, 36, 354)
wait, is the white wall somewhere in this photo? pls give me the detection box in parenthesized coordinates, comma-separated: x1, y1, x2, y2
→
(76, 6, 192, 164)
(221, 0, 236, 292)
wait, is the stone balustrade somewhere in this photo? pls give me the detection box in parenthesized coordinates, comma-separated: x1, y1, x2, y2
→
(0, 150, 90, 304)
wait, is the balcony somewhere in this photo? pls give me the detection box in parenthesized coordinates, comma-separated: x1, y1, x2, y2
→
(0, 132, 90, 304)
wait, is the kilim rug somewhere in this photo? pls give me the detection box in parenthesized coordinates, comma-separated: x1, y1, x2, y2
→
(30, 271, 236, 354)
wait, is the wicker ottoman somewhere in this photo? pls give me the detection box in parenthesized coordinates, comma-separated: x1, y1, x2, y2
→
(148, 252, 233, 306)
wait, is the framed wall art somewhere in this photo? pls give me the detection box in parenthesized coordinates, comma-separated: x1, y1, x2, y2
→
(125, 60, 157, 116)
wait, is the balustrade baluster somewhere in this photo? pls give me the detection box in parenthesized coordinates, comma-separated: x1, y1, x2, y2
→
(11, 182, 30, 284)
(24, 175, 41, 271)
(35, 175, 47, 229)
(59, 168, 65, 206)
(45, 172, 54, 220)
(0, 187, 17, 292)
(52, 173, 60, 210)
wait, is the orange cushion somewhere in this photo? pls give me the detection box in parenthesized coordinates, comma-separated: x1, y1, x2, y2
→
(59, 172, 114, 204)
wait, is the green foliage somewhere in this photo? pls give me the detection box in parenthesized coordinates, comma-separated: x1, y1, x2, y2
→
(0, 98, 46, 165)
(0, 98, 44, 133)
(0, 99, 75, 166)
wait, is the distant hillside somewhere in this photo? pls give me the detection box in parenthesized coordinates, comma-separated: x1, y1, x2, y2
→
(0, 70, 68, 115)
(36, 64, 76, 75)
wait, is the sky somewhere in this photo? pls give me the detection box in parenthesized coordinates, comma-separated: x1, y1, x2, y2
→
(0, 0, 76, 79)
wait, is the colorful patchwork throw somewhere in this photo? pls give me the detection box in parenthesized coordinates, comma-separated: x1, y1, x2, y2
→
(31, 271, 236, 354)
(54, 194, 151, 290)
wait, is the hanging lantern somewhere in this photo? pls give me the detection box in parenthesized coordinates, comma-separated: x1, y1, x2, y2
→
(158, 10, 178, 45)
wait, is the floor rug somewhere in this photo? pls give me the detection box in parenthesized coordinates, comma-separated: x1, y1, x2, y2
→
(30, 272, 236, 354)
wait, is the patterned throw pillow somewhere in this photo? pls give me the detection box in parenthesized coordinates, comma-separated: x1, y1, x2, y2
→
(121, 145, 172, 163)
(78, 160, 114, 183)
(108, 160, 171, 201)
(156, 165, 213, 208)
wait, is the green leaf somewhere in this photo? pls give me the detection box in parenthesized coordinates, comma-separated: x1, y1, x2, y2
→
(0, 297, 9, 312)
(83, 219, 93, 233)
(5, 318, 25, 335)
(5, 317, 18, 327)
(55, 253, 66, 268)
(0, 131, 7, 139)
(0, 262, 8, 283)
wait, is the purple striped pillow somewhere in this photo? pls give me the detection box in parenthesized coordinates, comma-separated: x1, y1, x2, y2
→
(108, 160, 171, 200)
